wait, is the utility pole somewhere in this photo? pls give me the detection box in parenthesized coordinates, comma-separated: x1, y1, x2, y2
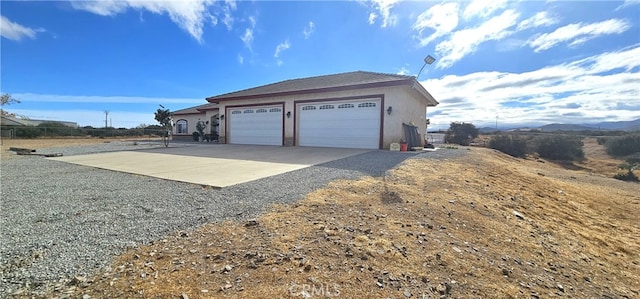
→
(104, 110, 110, 128)
(495, 115, 498, 131)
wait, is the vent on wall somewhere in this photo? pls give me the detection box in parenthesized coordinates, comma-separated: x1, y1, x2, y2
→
(358, 102, 376, 108)
(338, 103, 355, 109)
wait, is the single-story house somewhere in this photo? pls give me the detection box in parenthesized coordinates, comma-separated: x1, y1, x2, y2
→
(171, 103, 219, 142)
(204, 71, 438, 149)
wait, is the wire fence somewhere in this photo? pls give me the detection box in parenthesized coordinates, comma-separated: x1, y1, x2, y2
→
(0, 126, 167, 139)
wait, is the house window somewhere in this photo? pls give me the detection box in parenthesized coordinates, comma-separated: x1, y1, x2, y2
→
(256, 108, 268, 113)
(338, 103, 354, 109)
(176, 120, 188, 134)
(302, 106, 316, 110)
(358, 102, 376, 108)
(319, 105, 334, 110)
(269, 107, 282, 112)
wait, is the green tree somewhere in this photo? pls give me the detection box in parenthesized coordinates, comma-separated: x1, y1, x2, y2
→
(445, 122, 479, 146)
(154, 108, 173, 129)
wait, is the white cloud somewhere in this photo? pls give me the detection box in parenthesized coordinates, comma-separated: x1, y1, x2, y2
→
(369, 0, 400, 27)
(527, 19, 631, 52)
(303, 21, 315, 39)
(1, 15, 45, 41)
(396, 66, 411, 76)
(422, 46, 640, 129)
(240, 28, 254, 51)
(463, 0, 509, 20)
(222, 8, 234, 30)
(69, 0, 238, 43)
(435, 9, 520, 69)
(239, 15, 257, 51)
(616, 0, 640, 10)
(238, 54, 244, 64)
(517, 11, 558, 31)
(274, 40, 290, 58)
(412, 2, 459, 47)
(368, 13, 377, 25)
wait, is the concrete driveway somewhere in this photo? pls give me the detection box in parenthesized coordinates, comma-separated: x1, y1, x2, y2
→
(49, 144, 370, 188)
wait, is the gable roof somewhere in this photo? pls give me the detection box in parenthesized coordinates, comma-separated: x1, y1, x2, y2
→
(0, 115, 35, 126)
(206, 71, 438, 106)
(172, 103, 218, 115)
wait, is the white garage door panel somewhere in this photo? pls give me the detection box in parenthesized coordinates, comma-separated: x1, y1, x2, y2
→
(298, 100, 380, 149)
(229, 107, 282, 145)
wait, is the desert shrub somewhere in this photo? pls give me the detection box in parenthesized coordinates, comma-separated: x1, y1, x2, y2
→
(37, 122, 83, 137)
(489, 135, 528, 157)
(14, 127, 42, 138)
(596, 137, 608, 145)
(614, 161, 639, 182)
(605, 134, 640, 157)
(445, 122, 479, 146)
(534, 135, 584, 161)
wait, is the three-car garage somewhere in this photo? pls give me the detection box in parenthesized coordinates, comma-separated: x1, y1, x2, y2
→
(207, 71, 438, 150)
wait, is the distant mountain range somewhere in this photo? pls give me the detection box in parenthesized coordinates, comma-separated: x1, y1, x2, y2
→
(477, 119, 640, 132)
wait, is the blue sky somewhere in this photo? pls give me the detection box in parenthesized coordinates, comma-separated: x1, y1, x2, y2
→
(1, 0, 639, 130)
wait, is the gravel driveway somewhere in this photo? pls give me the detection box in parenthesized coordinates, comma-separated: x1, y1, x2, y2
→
(0, 141, 467, 296)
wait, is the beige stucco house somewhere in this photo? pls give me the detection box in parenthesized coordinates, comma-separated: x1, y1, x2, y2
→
(174, 71, 438, 149)
(171, 103, 220, 141)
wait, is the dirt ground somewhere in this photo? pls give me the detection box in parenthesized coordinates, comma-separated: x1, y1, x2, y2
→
(5, 137, 640, 298)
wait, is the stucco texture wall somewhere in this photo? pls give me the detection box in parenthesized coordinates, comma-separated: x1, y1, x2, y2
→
(215, 84, 430, 149)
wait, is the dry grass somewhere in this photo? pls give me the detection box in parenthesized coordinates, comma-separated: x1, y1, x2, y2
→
(575, 137, 626, 177)
(43, 146, 639, 298)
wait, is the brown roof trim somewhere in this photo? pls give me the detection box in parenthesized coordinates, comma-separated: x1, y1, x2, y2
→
(196, 106, 219, 112)
(206, 78, 413, 103)
(172, 111, 204, 116)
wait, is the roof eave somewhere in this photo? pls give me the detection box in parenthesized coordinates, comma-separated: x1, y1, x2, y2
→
(206, 79, 414, 103)
(411, 80, 439, 107)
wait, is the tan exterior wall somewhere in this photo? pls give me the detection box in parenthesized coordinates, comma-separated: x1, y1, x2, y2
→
(215, 84, 429, 149)
(172, 113, 205, 137)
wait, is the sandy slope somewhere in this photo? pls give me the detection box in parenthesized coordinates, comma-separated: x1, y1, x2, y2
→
(34, 145, 636, 298)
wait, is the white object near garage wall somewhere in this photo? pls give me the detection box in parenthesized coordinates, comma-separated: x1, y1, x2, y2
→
(389, 143, 400, 151)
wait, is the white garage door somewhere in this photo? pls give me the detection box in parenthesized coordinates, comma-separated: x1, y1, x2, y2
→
(298, 100, 381, 149)
(228, 106, 283, 145)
